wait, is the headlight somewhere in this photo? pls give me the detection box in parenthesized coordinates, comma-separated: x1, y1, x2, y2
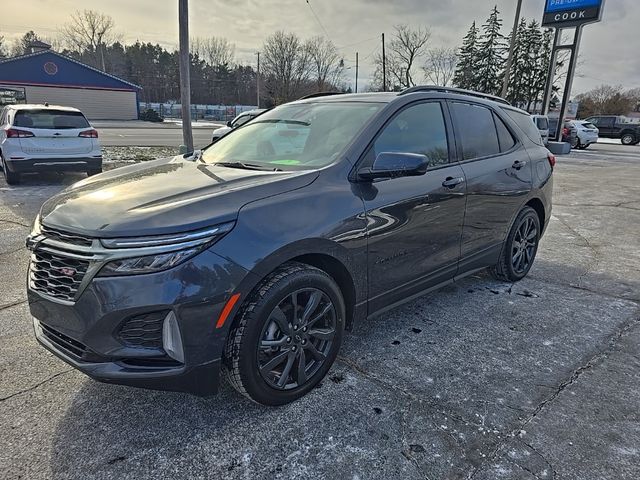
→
(97, 222, 234, 276)
(97, 248, 200, 276)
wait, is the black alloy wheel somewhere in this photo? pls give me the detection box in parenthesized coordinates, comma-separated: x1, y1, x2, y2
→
(491, 206, 541, 282)
(225, 262, 345, 405)
(257, 288, 337, 390)
(511, 216, 538, 275)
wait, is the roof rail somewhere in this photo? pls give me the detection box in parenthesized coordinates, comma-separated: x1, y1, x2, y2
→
(399, 85, 511, 106)
(298, 91, 344, 100)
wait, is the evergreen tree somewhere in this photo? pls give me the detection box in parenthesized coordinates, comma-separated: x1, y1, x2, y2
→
(453, 22, 480, 89)
(476, 6, 506, 95)
(505, 18, 528, 105)
(521, 21, 544, 111)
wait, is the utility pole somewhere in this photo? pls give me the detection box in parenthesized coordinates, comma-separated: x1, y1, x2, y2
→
(382, 33, 386, 92)
(501, 0, 523, 99)
(178, 0, 193, 152)
(256, 52, 260, 108)
(355, 52, 359, 93)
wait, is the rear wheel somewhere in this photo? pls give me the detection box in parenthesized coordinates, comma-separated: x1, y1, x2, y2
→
(491, 206, 541, 282)
(0, 153, 20, 185)
(224, 262, 345, 405)
(621, 133, 637, 146)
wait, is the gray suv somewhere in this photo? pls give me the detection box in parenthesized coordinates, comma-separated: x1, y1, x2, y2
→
(27, 87, 554, 405)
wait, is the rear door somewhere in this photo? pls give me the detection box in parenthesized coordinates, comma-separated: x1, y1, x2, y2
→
(13, 109, 95, 156)
(596, 116, 616, 137)
(360, 101, 467, 312)
(449, 101, 533, 268)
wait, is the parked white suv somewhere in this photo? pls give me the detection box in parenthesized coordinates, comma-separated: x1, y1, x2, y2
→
(211, 108, 267, 142)
(0, 104, 102, 185)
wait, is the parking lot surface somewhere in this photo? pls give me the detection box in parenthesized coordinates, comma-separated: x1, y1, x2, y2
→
(94, 121, 223, 148)
(1, 143, 639, 480)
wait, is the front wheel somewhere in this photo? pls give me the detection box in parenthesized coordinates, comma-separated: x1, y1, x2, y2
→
(491, 206, 541, 282)
(224, 262, 345, 405)
(621, 133, 637, 146)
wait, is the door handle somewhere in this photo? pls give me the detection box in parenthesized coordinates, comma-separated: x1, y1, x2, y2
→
(442, 176, 465, 188)
(512, 160, 527, 170)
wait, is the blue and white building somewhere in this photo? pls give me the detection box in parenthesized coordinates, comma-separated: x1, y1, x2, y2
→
(0, 44, 141, 120)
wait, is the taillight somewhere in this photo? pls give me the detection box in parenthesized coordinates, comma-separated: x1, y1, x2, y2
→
(547, 152, 556, 169)
(562, 127, 569, 137)
(79, 129, 98, 138)
(6, 128, 35, 138)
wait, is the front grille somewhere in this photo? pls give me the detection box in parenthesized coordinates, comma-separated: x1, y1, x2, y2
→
(41, 225, 93, 247)
(40, 322, 87, 358)
(29, 250, 90, 302)
(118, 311, 168, 349)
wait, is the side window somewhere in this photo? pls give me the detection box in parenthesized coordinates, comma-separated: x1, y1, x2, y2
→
(451, 102, 501, 160)
(588, 117, 599, 126)
(494, 114, 516, 152)
(232, 114, 251, 128)
(373, 102, 449, 167)
(602, 117, 616, 127)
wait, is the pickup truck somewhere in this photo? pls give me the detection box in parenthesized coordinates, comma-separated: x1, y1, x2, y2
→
(583, 115, 640, 145)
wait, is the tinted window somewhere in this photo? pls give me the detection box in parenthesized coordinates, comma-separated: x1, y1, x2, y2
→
(13, 110, 90, 129)
(451, 102, 500, 160)
(535, 117, 549, 130)
(373, 102, 449, 167)
(501, 108, 544, 146)
(495, 114, 517, 151)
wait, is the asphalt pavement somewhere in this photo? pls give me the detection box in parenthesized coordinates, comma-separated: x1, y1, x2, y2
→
(94, 120, 224, 148)
(1, 143, 639, 479)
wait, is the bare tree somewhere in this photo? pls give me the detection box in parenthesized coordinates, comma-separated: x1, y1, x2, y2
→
(423, 47, 458, 86)
(305, 36, 343, 92)
(575, 84, 636, 118)
(61, 10, 119, 71)
(191, 36, 235, 67)
(262, 31, 312, 104)
(387, 25, 431, 88)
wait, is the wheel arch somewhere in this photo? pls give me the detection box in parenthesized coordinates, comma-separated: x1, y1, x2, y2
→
(525, 197, 545, 231)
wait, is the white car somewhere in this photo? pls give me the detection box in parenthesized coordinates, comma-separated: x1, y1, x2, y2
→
(211, 108, 267, 142)
(572, 120, 599, 150)
(0, 104, 102, 185)
(531, 114, 550, 145)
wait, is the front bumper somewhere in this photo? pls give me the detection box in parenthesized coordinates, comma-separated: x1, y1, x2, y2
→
(28, 247, 251, 396)
(7, 156, 102, 173)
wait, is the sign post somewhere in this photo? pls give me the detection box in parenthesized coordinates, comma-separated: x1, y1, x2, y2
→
(541, 0, 605, 142)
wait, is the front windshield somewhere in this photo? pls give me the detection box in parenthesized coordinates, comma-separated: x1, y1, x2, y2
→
(201, 102, 383, 170)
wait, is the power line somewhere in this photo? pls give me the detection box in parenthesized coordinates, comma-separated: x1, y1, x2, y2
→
(304, 0, 330, 38)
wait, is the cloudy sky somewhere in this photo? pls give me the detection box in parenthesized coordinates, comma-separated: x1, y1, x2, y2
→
(2, 0, 638, 94)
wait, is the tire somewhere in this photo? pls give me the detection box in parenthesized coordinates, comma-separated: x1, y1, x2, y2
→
(491, 206, 541, 282)
(86, 168, 103, 177)
(224, 262, 345, 406)
(621, 133, 637, 146)
(0, 153, 20, 185)
(570, 137, 579, 149)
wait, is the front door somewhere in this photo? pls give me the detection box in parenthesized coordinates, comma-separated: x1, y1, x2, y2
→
(359, 101, 466, 313)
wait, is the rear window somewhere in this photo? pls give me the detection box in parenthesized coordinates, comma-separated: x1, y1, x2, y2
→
(450, 102, 501, 160)
(13, 110, 90, 129)
(502, 108, 544, 146)
(582, 122, 597, 129)
(535, 117, 549, 130)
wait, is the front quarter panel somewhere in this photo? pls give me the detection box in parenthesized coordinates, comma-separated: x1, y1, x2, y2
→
(212, 169, 369, 307)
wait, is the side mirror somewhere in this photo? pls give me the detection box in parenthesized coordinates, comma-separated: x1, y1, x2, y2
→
(227, 120, 233, 127)
(357, 152, 430, 181)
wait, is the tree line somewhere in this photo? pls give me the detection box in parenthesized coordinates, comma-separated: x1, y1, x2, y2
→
(0, 10, 346, 107)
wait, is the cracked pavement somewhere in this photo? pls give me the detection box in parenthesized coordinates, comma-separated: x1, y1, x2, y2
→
(1, 143, 639, 479)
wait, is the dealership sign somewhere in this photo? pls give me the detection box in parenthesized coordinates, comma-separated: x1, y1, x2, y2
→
(542, 0, 604, 27)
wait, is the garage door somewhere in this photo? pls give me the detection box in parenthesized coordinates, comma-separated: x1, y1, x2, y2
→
(23, 86, 137, 120)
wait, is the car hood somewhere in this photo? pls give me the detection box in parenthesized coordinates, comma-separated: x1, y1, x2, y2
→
(40, 156, 319, 237)
(213, 126, 232, 136)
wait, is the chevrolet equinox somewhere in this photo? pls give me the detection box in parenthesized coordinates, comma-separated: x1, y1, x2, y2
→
(27, 87, 554, 405)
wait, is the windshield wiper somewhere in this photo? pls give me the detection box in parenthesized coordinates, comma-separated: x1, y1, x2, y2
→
(214, 161, 282, 172)
(252, 119, 311, 126)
